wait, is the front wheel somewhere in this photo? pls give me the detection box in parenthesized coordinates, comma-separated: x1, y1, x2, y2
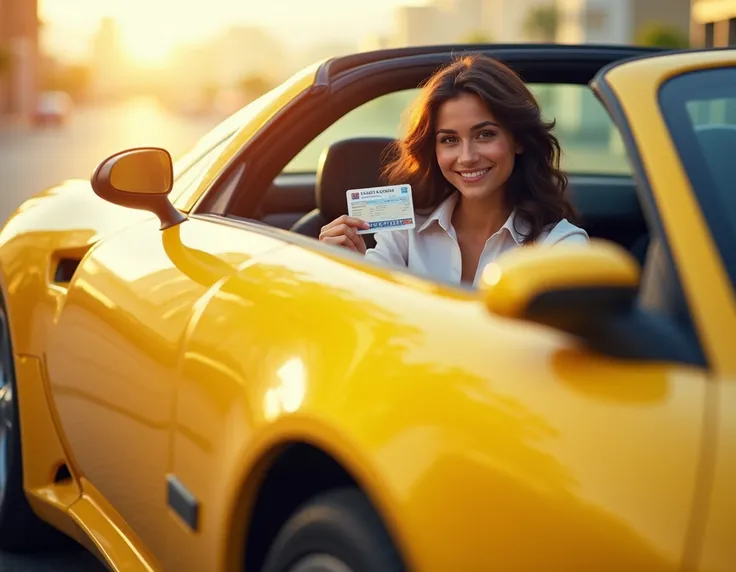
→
(261, 487, 405, 572)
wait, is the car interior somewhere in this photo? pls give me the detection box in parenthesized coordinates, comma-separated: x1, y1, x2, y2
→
(288, 137, 399, 250)
(201, 46, 655, 267)
(271, 135, 647, 260)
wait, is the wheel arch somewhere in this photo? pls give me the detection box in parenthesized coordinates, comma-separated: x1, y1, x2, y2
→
(227, 438, 413, 572)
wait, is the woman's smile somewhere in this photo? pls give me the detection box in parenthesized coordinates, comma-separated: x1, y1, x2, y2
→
(455, 167, 492, 183)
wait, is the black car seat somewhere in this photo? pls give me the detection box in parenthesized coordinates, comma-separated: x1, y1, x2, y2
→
(290, 137, 398, 249)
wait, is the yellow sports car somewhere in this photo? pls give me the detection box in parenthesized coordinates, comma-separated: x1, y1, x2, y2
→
(0, 43, 733, 572)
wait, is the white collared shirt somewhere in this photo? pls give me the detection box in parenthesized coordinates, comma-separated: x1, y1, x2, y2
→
(364, 192, 589, 286)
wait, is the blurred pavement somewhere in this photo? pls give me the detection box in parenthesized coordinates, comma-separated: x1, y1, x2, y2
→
(0, 98, 223, 226)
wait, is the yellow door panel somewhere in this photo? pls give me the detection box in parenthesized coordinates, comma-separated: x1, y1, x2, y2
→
(167, 243, 708, 572)
(594, 50, 736, 572)
(44, 216, 285, 566)
(698, 381, 736, 572)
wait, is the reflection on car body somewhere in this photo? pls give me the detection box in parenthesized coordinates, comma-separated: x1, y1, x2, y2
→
(0, 43, 733, 572)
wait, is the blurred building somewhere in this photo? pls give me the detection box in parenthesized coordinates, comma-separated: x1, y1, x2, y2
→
(89, 17, 129, 101)
(391, 0, 691, 47)
(555, 0, 690, 137)
(691, 0, 736, 46)
(395, 4, 441, 46)
(0, 0, 39, 119)
(556, 0, 691, 45)
(393, 0, 552, 46)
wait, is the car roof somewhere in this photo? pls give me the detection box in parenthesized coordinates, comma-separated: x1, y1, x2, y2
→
(317, 43, 670, 84)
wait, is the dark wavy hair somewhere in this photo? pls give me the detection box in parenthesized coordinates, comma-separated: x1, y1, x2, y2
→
(383, 54, 578, 243)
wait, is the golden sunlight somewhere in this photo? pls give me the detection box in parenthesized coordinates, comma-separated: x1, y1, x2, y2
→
(119, 19, 178, 67)
(122, 33, 172, 67)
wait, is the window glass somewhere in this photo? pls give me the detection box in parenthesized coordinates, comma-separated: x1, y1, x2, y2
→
(659, 66, 736, 288)
(282, 84, 632, 176)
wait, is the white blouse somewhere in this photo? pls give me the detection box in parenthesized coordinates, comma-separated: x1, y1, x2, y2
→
(364, 192, 589, 286)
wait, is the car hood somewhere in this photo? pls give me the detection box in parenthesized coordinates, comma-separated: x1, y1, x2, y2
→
(0, 177, 156, 252)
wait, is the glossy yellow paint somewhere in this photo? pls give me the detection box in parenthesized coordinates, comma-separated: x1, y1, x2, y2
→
(0, 49, 731, 572)
(600, 50, 736, 375)
(172, 242, 707, 572)
(42, 218, 286, 567)
(697, 379, 736, 572)
(0, 179, 153, 358)
(68, 478, 160, 571)
(12, 355, 85, 543)
(480, 239, 640, 318)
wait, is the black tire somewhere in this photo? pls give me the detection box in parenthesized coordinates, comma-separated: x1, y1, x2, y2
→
(261, 487, 405, 572)
(0, 297, 71, 552)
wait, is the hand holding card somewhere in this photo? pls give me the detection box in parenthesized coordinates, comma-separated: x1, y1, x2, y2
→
(318, 215, 370, 254)
(346, 185, 416, 235)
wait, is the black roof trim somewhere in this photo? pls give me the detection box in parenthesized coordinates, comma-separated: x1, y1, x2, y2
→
(317, 43, 671, 84)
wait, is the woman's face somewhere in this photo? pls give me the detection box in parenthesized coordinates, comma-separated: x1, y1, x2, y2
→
(434, 92, 521, 202)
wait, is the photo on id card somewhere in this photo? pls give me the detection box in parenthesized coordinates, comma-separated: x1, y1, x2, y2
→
(346, 184, 416, 235)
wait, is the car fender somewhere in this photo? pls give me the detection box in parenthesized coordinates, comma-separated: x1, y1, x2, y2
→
(0, 179, 153, 356)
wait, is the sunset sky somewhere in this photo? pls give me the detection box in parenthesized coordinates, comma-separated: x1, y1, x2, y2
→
(39, 0, 420, 64)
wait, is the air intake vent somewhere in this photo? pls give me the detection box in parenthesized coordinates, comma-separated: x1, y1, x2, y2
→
(54, 463, 72, 483)
(54, 258, 81, 284)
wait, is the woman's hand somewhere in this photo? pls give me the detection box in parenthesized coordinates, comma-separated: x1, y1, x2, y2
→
(319, 215, 370, 254)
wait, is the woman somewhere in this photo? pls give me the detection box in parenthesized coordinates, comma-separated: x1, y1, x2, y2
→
(319, 54, 588, 286)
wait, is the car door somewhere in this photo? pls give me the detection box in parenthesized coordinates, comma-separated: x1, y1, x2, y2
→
(592, 50, 736, 572)
(43, 212, 286, 567)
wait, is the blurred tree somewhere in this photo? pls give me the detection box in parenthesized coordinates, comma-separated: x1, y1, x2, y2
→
(463, 31, 494, 44)
(239, 73, 273, 102)
(238, 74, 274, 101)
(636, 22, 689, 48)
(0, 45, 11, 76)
(523, 5, 559, 42)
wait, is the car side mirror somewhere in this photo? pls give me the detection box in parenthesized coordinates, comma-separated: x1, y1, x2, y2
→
(479, 239, 703, 364)
(480, 239, 639, 324)
(91, 147, 187, 230)
(480, 239, 644, 345)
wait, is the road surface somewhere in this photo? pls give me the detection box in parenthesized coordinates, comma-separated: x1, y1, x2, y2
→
(0, 98, 224, 226)
(0, 548, 105, 571)
(0, 98, 221, 571)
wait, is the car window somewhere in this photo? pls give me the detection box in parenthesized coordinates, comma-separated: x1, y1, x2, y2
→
(169, 73, 318, 207)
(658, 66, 736, 289)
(686, 96, 736, 214)
(282, 84, 632, 176)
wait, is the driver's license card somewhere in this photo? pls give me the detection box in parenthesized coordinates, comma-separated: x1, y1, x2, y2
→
(346, 184, 415, 235)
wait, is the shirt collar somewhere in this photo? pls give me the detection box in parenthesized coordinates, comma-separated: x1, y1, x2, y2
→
(417, 192, 459, 234)
(417, 191, 526, 245)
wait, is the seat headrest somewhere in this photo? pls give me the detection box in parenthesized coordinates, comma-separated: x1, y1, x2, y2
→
(316, 137, 398, 222)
